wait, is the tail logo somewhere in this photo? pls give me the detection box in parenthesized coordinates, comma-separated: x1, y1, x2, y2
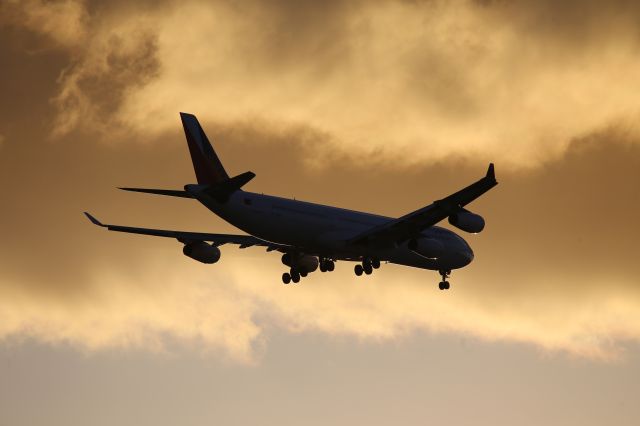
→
(180, 112, 229, 184)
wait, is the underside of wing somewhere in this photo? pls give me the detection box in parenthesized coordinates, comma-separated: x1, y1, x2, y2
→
(83, 212, 290, 251)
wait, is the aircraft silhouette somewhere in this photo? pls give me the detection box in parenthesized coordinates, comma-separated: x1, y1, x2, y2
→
(86, 113, 497, 289)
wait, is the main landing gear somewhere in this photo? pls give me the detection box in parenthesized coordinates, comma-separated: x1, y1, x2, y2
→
(281, 253, 324, 284)
(354, 258, 381, 276)
(282, 268, 301, 284)
(282, 264, 320, 284)
(319, 258, 335, 272)
(438, 270, 451, 290)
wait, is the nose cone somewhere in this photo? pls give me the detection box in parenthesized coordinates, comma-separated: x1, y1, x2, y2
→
(459, 245, 474, 267)
(452, 238, 474, 268)
(437, 230, 475, 269)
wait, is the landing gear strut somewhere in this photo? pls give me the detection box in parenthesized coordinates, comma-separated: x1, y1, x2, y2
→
(438, 270, 451, 290)
(282, 252, 322, 284)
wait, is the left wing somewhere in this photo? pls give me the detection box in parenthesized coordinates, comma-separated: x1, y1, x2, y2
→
(84, 212, 288, 251)
(348, 163, 498, 246)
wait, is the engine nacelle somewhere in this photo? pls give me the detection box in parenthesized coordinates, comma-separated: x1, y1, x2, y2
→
(408, 237, 444, 259)
(281, 253, 319, 273)
(183, 242, 221, 264)
(448, 211, 485, 233)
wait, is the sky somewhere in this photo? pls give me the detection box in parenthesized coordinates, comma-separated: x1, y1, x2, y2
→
(0, 0, 639, 424)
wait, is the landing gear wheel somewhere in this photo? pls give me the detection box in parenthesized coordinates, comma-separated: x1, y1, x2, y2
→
(327, 260, 335, 272)
(291, 272, 300, 283)
(300, 271, 308, 278)
(371, 259, 381, 269)
(363, 263, 373, 275)
(319, 262, 326, 272)
(438, 270, 451, 290)
(282, 273, 291, 284)
(354, 264, 364, 276)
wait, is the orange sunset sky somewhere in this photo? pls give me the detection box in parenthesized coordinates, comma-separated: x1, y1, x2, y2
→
(1, 1, 639, 425)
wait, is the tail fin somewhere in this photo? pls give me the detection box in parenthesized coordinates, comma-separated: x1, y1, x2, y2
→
(180, 112, 229, 184)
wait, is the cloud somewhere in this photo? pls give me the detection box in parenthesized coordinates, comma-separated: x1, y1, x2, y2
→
(0, 0, 88, 49)
(51, 12, 160, 136)
(1, 0, 640, 363)
(0, 262, 262, 362)
(1, 243, 638, 363)
(0, 115, 638, 362)
(19, 0, 640, 168)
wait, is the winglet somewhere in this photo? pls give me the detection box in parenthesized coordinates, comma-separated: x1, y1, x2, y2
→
(486, 163, 496, 181)
(84, 212, 106, 227)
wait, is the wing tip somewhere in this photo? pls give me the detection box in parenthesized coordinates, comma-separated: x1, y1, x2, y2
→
(84, 212, 105, 227)
(486, 163, 496, 181)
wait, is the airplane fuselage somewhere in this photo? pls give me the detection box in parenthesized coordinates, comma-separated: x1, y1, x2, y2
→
(196, 190, 474, 272)
(87, 112, 496, 287)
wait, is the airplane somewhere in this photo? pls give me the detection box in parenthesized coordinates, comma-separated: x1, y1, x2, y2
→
(85, 113, 497, 290)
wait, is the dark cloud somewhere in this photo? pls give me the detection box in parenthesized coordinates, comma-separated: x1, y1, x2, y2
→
(253, 0, 354, 71)
(54, 31, 160, 131)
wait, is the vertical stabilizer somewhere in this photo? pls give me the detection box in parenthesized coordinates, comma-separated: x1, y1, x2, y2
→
(180, 112, 229, 184)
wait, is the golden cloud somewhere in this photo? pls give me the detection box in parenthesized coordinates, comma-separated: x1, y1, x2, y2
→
(1, 0, 88, 48)
(22, 0, 640, 168)
(1, 0, 639, 364)
(2, 250, 639, 363)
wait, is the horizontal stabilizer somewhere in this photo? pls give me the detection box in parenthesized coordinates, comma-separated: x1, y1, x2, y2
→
(203, 171, 255, 202)
(119, 187, 195, 198)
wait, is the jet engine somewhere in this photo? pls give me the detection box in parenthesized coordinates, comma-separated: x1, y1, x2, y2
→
(408, 237, 444, 259)
(448, 210, 485, 233)
(183, 241, 221, 264)
(281, 253, 319, 273)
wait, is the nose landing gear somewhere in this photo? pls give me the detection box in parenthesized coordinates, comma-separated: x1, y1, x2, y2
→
(438, 270, 451, 290)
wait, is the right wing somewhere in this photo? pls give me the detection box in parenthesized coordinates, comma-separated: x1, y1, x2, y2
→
(348, 163, 498, 246)
(84, 212, 289, 251)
